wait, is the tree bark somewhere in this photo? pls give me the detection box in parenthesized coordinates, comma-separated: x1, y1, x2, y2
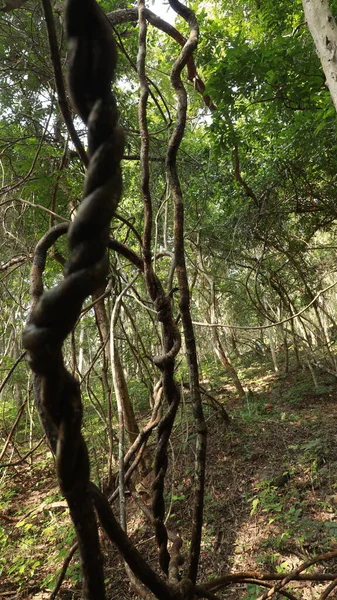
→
(302, 0, 337, 112)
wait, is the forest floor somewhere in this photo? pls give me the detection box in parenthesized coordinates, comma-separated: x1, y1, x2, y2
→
(2, 355, 337, 599)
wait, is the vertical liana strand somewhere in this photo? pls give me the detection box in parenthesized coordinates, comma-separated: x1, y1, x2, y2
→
(137, 0, 171, 574)
(137, 0, 152, 270)
(166, 0, 207, 586)
(137, 0, 182, 577)
(22, 0, 124, 598)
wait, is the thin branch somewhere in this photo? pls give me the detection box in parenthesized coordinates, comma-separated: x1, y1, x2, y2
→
(110, 275, 138, 530)
(203, 570, 337, 592)
(0, 255, 29, 272)
(0, 351, 26, 396)
(257, 550, 337, 599)
(0, 437, 45, 469)
(319, 578, 337, 600)
(0, 396, 29, 462)
(115, 212, 143, 246)
(192, 278, 337, 330)
(0, 197, 69, 222)
(107, 7, 216, 110)
(41, 0, 88, 165)
(237, 580, 298, 600)
(233, 144, 259, 204)
(49, 543, 78, 600)
(0, 105, 54, 196)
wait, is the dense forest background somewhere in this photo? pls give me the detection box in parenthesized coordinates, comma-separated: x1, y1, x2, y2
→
(2, 0, 337, 598)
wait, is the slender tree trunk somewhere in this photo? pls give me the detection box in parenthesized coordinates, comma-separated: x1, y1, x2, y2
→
(112, 347, 140, 446)
(208, 277, 246, 397)
(281, 326, 289, 374)
(93, 286, 115, 484)
(267, 324, 279, 373)
(307, 360, 319, 390)
(213, 328, 246, 398)
(230, 330, 241, 358)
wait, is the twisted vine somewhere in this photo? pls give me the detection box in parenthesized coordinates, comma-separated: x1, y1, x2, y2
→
(166, 0, 207, 585)
(137, 0, 182, 577)
(22, 0, 124, 597)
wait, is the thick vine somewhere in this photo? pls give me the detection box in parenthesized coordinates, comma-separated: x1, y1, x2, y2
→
(22, 0, 124, 596)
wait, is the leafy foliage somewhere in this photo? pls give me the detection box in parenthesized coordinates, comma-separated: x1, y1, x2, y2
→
(2, 0, 337, 597)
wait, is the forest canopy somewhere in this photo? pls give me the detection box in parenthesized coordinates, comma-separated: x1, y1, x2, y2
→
(2, 1, 337, 599)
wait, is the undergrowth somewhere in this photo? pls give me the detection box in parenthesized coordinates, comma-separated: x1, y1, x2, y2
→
(1, 357, 337, 598)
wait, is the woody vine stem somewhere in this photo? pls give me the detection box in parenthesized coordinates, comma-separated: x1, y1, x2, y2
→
(22, 0, 124, 596)
(19, 1, 337, 599)
(22, 0, 206, 597)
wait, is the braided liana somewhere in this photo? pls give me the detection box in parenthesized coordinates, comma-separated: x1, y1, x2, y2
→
(137, 0, 183, 578)
(22, 0, 124, 597)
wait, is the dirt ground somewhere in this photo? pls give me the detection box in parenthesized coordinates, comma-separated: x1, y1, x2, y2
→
(2, 363, 337, 599)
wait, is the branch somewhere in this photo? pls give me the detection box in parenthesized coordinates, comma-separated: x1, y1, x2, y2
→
(239, 580, 297, 600)
(0, 0, 28, 11)
(41, 0, 88, 165)
(257, 549, 337, 599)
(109, 238, 144, 271)
(90, 483, 178, 600)
(192, 278, 337, 331)
(233, 144, 259, 204)
(107, 7, 216, 111)
(136, 0, 183, 578)
(109, 380, 163, 502)
(0, 350, 26, 395)
(49, 543, 78, 600)
(0, 436, 45, 468)
(0, 396, 29, 462)
(110, 275, 138, 530)
(302, 0, 337, 113)
(0, 254, 29, 272)
(203, 569, 337, 592)
(319, 578, 337, 600)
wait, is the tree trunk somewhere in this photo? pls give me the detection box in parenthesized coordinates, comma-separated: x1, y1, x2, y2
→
(267, 325, 279, 373)
(302, 0, 337, 112)
(213, 328, 246, 398)
(197, 251, 246, 399)
(112, 346, 140, 446)
(93, 286, 115, 484)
